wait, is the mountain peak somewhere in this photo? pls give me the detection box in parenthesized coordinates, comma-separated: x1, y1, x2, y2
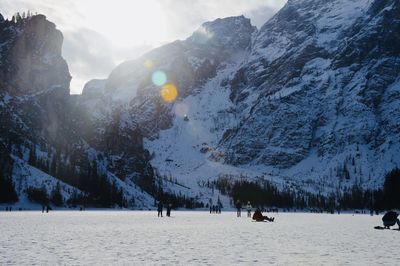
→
(188, 15, 256, 49)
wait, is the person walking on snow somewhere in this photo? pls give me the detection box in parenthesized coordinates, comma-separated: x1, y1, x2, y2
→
(166, 203, 172, 217)
(236, 200, 242, 217)
(157, 201, 163, 217)
(246, 201, 252, 217)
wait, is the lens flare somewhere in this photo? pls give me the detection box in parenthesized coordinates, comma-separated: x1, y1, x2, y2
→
(160, 83, 178, 102)
(144, 59, 154, 69)
(152, 70, 167, 86)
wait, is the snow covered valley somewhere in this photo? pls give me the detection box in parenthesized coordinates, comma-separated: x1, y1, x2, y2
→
(1, 211, 398, 265)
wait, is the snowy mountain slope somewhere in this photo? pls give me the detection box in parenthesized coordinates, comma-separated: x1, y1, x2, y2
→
(11, 156, 82, 206)
(2, 0, 400, 208)
(216, 0, 400, 188)
(0, 14, 156, 208)
(138, 0, 400, 198)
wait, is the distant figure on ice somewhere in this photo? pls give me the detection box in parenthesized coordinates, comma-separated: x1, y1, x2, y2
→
(382, 210, 400, 229)
(246, 201, 252, 217)
(46, 205, 51, 213)
(236, 200, 242, 217)
(166, 203, 172, 217)
(209, 205, 212, 214)
(42, 205, 45, 213)
(157, 201, 163, 217)
(252, 208, 274, 222)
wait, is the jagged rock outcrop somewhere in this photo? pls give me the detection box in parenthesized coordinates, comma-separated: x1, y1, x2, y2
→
(0, 14, 154, 207)
(0, 14, 71, 95)
(218, 0, 400, 175)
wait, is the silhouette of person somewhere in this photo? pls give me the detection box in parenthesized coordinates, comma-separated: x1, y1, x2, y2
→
(252, 208, 274, 222)
(246, 201, 252, 217)
(166, 203, 172, 217)
(236, 200, 242, 217)
(382, 210, 400, 229)
(157, 201, 163, 217)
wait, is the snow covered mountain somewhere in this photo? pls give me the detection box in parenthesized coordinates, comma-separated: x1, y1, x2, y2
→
(91, 0, 400, 201)
(0, 14, 154, 208)
(1, 0, 399, 208)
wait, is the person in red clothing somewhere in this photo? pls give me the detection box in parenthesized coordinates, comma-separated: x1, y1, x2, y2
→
(252, 208, 274, 222)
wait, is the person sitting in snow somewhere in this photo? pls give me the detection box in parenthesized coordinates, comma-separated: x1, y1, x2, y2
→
(252, 208, 274, 222)
(382, 210, 400, 229)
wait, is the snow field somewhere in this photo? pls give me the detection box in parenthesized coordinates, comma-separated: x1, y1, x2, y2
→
(0, 211, 398, 265)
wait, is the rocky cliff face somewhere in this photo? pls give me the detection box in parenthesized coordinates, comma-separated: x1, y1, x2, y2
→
(0, 14, 71, 95)
(219, 0, 400, 177)
(0, 14, 154, 207)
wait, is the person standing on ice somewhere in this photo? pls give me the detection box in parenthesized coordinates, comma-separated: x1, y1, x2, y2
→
(246, 201, 252, 217)
(236, 200, 242, 217)
(157, 201, 163, 217)
(166, 202, 172, 217)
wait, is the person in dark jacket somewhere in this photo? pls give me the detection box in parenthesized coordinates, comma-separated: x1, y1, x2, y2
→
(382, 210, 400, 229)
(236, 200, 242, 217)
(157, 201, 163, 217)
(252, 208, 274, 222)
(166, 203, 172, 217)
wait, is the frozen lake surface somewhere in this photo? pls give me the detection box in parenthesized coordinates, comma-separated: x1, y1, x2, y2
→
(0, 211, 399, 265)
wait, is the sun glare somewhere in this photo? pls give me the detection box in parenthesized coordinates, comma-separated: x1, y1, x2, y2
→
(77, 0, 167, 47)
(160, 83, 178, 102)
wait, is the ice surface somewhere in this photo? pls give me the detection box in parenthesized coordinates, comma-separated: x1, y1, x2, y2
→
(0, 211, 398, 265)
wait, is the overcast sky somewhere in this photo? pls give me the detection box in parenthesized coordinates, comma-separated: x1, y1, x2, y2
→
(0, 0, 287, 94)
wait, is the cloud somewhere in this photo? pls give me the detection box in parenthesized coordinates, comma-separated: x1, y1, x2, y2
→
(63, 28, 152, 94)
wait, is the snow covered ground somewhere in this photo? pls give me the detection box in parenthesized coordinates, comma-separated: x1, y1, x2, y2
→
(0, 211, 398, 265)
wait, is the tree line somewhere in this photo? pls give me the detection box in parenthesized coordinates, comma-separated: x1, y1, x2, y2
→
(213, 168, 400, 211)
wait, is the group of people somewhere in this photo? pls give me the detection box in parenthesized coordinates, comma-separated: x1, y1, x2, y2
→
(235, 200, 275, 222)
(157, 201, 172, 217)
(209, 205, 222, 214)
(41, 205, 51, 213)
